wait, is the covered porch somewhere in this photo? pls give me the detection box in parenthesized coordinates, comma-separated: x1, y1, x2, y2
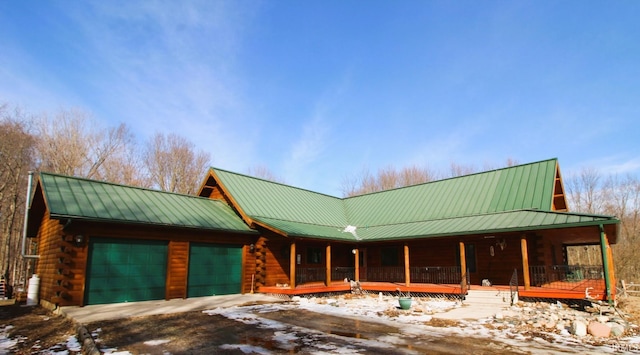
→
(256, 223, 616, 303)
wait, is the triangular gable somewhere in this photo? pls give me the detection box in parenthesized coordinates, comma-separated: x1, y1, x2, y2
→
(552, 162, 569, 211)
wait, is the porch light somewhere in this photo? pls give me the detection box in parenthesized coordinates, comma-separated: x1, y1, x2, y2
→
(74, 234, 85, 246)
(497, 239, 507, 251)
(249, 244, 255, 253)
(352, 249, 357, 255)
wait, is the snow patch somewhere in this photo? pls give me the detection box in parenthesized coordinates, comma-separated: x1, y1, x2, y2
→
(342, 225, 359, 239)
(143, 339, 171, 346)
(219, 343, 271, 354)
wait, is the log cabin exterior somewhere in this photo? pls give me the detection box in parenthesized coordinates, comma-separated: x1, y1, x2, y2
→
(26, 158, 620, 307)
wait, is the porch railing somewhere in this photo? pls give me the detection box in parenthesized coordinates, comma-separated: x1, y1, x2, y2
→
(296, 267, 326, 285)
(332, 267, 355, 281)
(529, 265, 604, 290)
(366, 267, 405, 283)
(410, 266, 463, 284)
(509, 268, 518, 305)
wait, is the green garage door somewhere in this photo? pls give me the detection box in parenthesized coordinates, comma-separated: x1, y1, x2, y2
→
(188, 243, 242, 297)
(85, 238, 168, 305)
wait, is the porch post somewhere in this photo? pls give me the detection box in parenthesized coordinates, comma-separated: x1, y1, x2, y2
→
(326, 243, 332, 287)
(354, 248, 360, 282)
(459, 241, 467, 291)
(599, 225, 613, 304)
(404, 243, 410, 287)
(521, 235, 531, 290)
(290, 240, 296, 290)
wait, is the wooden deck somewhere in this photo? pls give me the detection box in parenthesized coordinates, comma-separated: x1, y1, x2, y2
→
(258, 279, 610, 301)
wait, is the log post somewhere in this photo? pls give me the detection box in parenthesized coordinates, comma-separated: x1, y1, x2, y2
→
(326, 243, 332, 287)
(354, 248, 360, 282)
(404, 243, 410, 287)
(600, 225, 613, 304)
(521, 235, 530, 290)
(459, 241, 467, 291)
(290, 241, 296, 290)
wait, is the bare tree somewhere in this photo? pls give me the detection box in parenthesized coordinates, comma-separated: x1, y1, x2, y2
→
(143, 132, 211, 195)
(0, 105, 35, 290)
(565, 167, 603, 214)
(565, 169, 640, 284)
(448, 162, 477, 178)
(35, 109, 136, 182)
(341, 165, 435, 197)
(246, 165, 286, 183)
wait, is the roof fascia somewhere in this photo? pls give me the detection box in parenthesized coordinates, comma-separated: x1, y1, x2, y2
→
(207, 168, 257, 228)
(252, 219, 289, 237)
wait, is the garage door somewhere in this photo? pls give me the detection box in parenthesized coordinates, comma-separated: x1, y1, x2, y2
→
(188, 243, 242, 297)
(85, 238, 168, 305)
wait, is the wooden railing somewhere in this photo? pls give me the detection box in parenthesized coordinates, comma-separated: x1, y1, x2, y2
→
(621, 280, 640, 297)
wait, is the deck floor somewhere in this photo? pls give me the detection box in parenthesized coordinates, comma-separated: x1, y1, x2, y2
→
(258, 279, 609, 301)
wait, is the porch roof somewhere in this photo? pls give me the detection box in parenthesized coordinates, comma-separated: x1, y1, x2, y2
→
(209, 158, 619, 242)
(36, 172, 257, 234)
(252, 209, 618, 242)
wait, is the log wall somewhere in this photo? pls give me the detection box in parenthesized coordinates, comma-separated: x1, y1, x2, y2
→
(34, 219, 259, 307)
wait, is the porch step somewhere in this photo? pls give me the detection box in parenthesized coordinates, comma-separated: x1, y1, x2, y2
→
(464, 289, 512, 306)
(433, 290, 512, 321)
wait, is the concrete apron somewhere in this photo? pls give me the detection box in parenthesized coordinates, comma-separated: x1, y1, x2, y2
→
(57, 294, 284, 324)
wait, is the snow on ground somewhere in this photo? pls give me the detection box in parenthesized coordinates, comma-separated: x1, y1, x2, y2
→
(0, 326, 17, 355)
(206, 294, 640, 354)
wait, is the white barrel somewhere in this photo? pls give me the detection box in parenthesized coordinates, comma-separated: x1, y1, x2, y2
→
(26, 274, 40, 306)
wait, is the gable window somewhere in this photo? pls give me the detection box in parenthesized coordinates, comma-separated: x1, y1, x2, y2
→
(307, 247, 323, 264)
(381, 247, 399, 266)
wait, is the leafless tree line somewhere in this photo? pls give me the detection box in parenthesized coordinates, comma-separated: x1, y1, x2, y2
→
(341, 158, 520, 197)
(0, 103, 211, 289)
(565, 168, 640, 284)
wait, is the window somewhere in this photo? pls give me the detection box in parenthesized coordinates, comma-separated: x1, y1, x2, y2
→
(307, 247, 323, 264)
(381, 247, 399, 266)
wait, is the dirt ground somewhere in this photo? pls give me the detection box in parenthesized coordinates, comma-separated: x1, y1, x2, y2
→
(2, 297, 640, 354)
(0, 300, 77, 354)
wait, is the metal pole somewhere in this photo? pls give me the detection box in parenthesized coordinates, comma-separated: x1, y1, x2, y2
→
(21, 172, 39, 259)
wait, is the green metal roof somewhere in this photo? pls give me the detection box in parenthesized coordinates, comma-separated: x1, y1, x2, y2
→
(213, 169, 348, 226)
(212, 159, 619, 241)
(39, 173, 256, 233)
(344, 158, 558, 226)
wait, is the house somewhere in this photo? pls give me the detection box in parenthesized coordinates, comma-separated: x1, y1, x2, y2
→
(26, 158, 619, 307)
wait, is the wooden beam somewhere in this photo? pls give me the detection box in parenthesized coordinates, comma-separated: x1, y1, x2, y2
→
(459, 241, 467, 291)
(521, 235, 531, 290)
(326, 243, 332, 287)
(290, 241, 296, 290)
(600, 226, 613, 303)
(354, 248, 360, 282)
(404, 243, 410, 287)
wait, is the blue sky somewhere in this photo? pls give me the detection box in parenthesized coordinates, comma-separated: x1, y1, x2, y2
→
(1, 1, 639, 196)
